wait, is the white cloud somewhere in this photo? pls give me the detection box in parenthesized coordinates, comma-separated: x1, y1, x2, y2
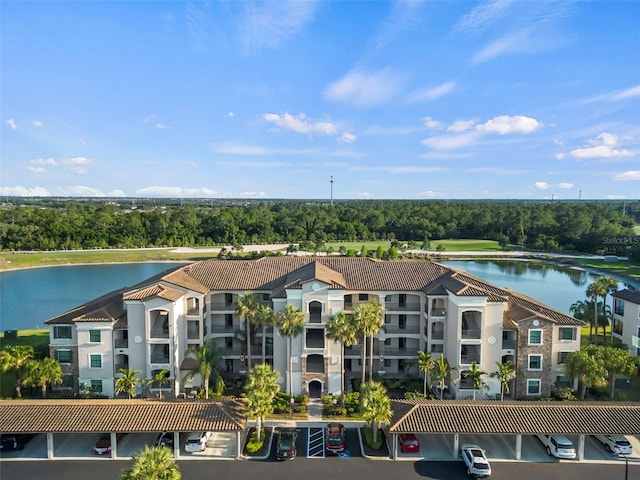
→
(213, 143, 320, 156)
(337, 131, 356, 144)
(57, 185, 107, 197)
(238, 191, 268, 198)
(418, 190, 444, 198)
(156, 123, 166, 129)
(28, 166, 46, 174)
(612, 84, 640, 101)
(614, 171, 640, 181)
(405, 81, 456, 103)
(0, 185, 51, 196)
(455, 0, 515, 32)
(475, 115, 542, 134)
(569, 133, 634, 159)
(324, 69, 405, 108)
(558, 182, 573, 189)
(32, 120, 43, 127)
(6, 118, 17, 131)
(136, 186, 218, 197)
(422, 131, 480, 150)
(108, 189, 127, 197)
(263, 112, 337, 136)
(555, 152, 566, 160)
(60, 156, 95, 175)
(472, 30, 532, 64)
(31, 158, 57, 166)
(448, 120, 476, 132)
(228, 112, 235, 117)
(422, 117, 442, 130)
(535, 181, 549, 190)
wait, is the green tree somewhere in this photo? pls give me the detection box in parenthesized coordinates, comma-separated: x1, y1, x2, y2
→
(275, 304, 305, 402)
(586, 279, 610, 343)
(254, 304, 275, 364)
(121, 445, 181, 480)
(360, 381, 392, 444)
(430, 356, 458, 400)
(24, 357, 63, 398)
(244, 364, 279, 442)
(115, 368, 143, 399)
(353, 301, 384, 383)
(416, 351, 434, 397)
(461, 361, 488, 400)
(570, 299, 597, 340)
(147, 369, 170, 400)
(0, 345, 34, 398)
(566, 345, 607, 399)
(601, 346, 638, 399)
(182, 341, 225, 398)
(326, 311, 359, 407)
(235, 292, 261, 373)
(490, 360, 516, 401)
(598, 277, 619, 344)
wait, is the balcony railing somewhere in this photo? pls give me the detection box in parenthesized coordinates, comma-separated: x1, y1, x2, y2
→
(430, 308, 446, 316)
(150, 326, 169, 338)
(431, 330, 444, 340)
(382, 325, 420, 334)
(210, 302, 236, 311)
(186, 308, 200, 316)
(380, 347, 420, 357)
(210, 325, 236, 334)
(501, 339, 516, 349)
(384, 302, 421, 311)
(114, 339, 129, 348)
(461, 328, 481, 339)
(460, 355, 481, 364)
(150, 354, 170, 364)
(114, 362, 129, 373)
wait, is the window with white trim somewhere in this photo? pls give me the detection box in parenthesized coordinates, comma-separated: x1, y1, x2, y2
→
(89, 354, 102, 368)
(53, 326, 72, 339)
(527, 379, 541, 395)
(528, 329, 543, 345)
(558, 327, 576, 341)
(557, 351, 570, 364)
(56, 349, 72, 364)
(89, 330, 101, 343)
(528, 354, 543, 370)
(90, 379, 103, 393)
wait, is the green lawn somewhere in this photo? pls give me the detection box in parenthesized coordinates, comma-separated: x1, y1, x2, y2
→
(324, 239, 507, 252)
(574, 258, 640, 281)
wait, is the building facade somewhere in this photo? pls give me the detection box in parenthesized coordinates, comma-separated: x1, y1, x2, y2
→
(612, 289, 640, 356)
(46, 257, 583, 399)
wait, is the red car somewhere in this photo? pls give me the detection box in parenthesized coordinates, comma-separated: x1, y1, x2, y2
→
(398, 434, 420, 453)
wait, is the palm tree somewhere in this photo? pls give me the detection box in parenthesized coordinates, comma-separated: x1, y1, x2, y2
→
(147, 369, 170, 400)
(570, 299, 596, 340)
(461, 361, 488, 400)
(490, 360, 516, 401)
(586, 280, 609, 344)
(275, 304, 305, 403)
(598, 276, 619, 344)
(430, 356, 457, 400)
(244, 364, 279, 442)
(416, 351, 434, 397)
(235, 292, 261, 373)
(254, 304, 275, 364)
(0, 345, 34, 398)
(121, 445, 181, 480)
(566, 345, 608, 399)
(24, 357, 63, 398)
(182, 341, 225, 398)
(360, 381, 392, 444)
(115, 368, 143, 399)
(326, 311, 359, 407)
(601, 345, 638, 399)
(353, 301, 384, 383)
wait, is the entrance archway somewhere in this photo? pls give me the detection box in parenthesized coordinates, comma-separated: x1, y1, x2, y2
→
(308, 380, 322, 398)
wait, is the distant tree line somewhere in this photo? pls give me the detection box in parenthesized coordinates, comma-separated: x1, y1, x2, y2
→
(0, 199, 638, 258)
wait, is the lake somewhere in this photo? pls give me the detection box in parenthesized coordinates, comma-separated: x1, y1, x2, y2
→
(0, 259, 636, 332)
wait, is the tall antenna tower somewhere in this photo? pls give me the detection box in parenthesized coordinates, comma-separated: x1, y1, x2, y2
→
(330, 175, 334, 206)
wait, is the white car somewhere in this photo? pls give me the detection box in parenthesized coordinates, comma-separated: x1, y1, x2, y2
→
(460, 443, 491, 478)
(536, 434, 576, 459)
(184, 432, 212, 452)
(594, 435, 633, 455)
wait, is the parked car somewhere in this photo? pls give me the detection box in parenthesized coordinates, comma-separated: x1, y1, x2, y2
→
(460, 443, 491, 478)
(594, 434, 632, 455)
(92, 433, 124, 455)
(398, 433, 420, 453)
(155, 432, 174, 449)
(276, 428, 298, 460)
(325, 423, 345, 455)
(184, 431, 212, 452)
(0, 435, 25, 451)
(536, 434, 576, 459)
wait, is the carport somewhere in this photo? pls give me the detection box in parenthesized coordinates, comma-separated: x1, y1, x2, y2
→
(0, 398, 247, 460)
(386, 400, 640, 461)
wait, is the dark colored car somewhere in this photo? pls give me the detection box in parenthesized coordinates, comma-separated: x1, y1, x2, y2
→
(155, 432, 174, 448)
(276, 428, 298, 460)
(325, 423, 345, 455)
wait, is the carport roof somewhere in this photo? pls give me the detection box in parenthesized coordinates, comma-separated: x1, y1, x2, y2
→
(0, 398, 247, 434)
(388, 400, 640, 435)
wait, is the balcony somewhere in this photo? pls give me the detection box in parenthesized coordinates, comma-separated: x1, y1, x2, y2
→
(187, 321, 200, 340)
(460, 345, 481, 365)
(380, 347, 420, 357)
(501, 339, 516, 349)
(114, 338, 129, 349)
(384, 302, 421, 311)
(150, 345, 170, 364)
(210, 325, 236, 334)
(210, 302, 236, 311)
(382, 325, 420, 335)
(461, 327, 481, 339)
(430, 308, 446, 317)
(186, 308, 200, 316)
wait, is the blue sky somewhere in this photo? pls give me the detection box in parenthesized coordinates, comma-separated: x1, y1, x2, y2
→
(1, 0, 639, 200)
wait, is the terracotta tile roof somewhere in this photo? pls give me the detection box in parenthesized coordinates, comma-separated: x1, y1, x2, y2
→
(180, 357, 200, 370)
(123, 284, 185, 302)
(613, 289, 640, 304)
(44, 289, 126, 325)
(388, 400, 640, 435)
(0, 399, 246, 433)
(283, 261, 347, 290)
(507, 291, 583, 326)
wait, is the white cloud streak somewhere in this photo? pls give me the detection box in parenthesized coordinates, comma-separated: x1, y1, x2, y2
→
(263, 112, 337, 136)
(614, 171, 640, 181)
(569, 133, 635, 159)
(405, 81, 456, 103)
(325, 69, 406, 108)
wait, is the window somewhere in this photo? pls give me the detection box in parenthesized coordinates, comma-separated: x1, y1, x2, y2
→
(384, 359, 391, 367)
(384, 338, 391, 346)
(262, 293, 271, 301)
(528, 329, 543, 345)
(90, 379, 103, 393)
(613, 318, 624, 336)
(56, 350, 72, 363)
(614, 298, 624, 316)
(528, 354, 542, 370)
(90, 354, 102, 368)
(53, 326, 72, 339)
(527, 379, 541, 395)
(89, 330, 101, 343)
(558, 327, 575, 341)
(225, 314, 233, 326)
(557, 351, 570, 364)
(431, 344, 444, 353)
(358, 293, 368, 301)
(384, 314, 391, 324)
(225, 293, 233, 304)
(61, 373, 74, 388)
(555, 375, 572, 388)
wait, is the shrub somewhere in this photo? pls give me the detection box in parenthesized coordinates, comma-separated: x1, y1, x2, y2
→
(245, 429, 265, 454)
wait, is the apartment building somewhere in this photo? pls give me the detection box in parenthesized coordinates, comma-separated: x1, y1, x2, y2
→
(46, 257, 583, 399)
(612, 289, 640, 356)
